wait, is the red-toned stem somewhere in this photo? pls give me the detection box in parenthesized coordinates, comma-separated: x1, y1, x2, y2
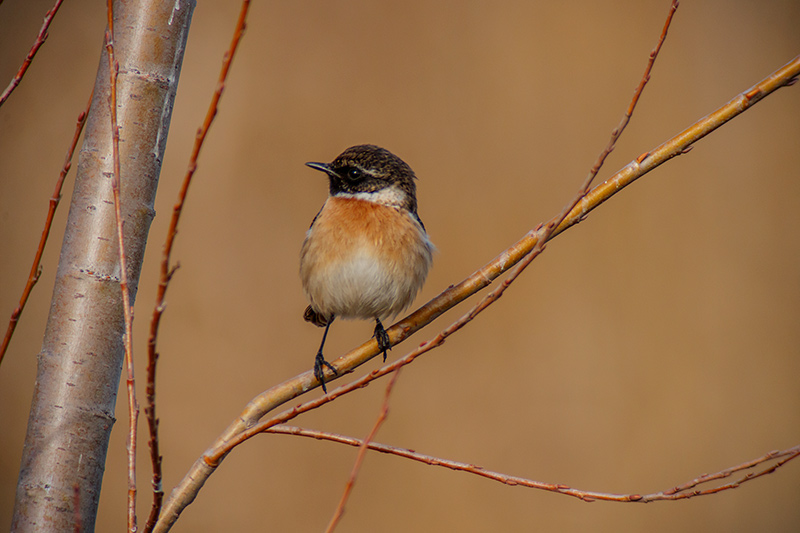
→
(105, 2, 139, 531)
(0, 90, 92, 366)
(326, 371, 400, 532)
(0, 0, 65, 107)
(270, 426, 800, 503)
(144, 2, 251, 532)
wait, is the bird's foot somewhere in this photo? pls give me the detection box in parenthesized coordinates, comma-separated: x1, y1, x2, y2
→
(374, 319, 391, 362)
(314, 351, 338, 393)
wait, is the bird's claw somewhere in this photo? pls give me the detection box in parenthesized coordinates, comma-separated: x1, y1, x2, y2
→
(314, 351, 338, 393)
(374, 319, 391, 362)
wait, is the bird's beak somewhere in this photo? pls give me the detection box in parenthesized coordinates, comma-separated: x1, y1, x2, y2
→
(305, 162, 336, 178)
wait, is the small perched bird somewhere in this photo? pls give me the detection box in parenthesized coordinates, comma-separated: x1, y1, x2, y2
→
(300, 145, 434, 392)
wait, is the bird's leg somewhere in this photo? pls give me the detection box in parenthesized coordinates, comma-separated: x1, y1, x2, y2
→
(314, 319, 338, 393)
(374, 318, 391, 362)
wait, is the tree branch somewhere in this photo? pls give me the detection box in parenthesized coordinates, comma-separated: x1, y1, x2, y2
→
(105, 1, 141, 529)
(144, 1, 250, 531)
(326, 370, 400, 532)
(268, 426, 800, 503)
(0, 0, 64, 107)
(0, 90, 92, 366)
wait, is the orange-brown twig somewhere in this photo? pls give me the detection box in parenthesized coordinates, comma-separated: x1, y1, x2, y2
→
(105, 3, 139, 531)
(0, 89, 92, 366)
(657, 447, 800, 500)
(587, 0, 678, 181)
(143, 2, 251, 532)
(269, 426, 800, 503)
(0, 0, 64, 108)
(452, 0, 679, 340)
(326, 370, 400, 533)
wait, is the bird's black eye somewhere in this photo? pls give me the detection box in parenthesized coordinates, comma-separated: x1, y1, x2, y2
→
(344, 167, 362, 180)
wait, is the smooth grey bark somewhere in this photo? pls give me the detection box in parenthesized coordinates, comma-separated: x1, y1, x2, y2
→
(12, 1, 195, 531)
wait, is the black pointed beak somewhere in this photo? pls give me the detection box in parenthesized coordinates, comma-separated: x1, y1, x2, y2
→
(305, 161, 336, 178)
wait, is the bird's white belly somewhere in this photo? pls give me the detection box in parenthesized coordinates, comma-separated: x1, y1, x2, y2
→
(304, 245, 420, 320)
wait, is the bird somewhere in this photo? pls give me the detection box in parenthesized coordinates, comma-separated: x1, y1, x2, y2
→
(300, 145, 434, 393)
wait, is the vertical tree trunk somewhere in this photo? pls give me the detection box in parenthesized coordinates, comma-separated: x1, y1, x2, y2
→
(12, 1, 195, 531)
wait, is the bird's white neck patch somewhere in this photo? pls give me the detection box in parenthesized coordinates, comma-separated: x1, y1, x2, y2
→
(334, 186, 406, 208)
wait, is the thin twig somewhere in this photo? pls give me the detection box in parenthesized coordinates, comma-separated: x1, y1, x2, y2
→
(0, 0, 65, 108)
(452, 0, 680, 332)
(589, 0, 678, 181)
(105, 3, 139, 531)
(269, 426, 800, 503)
(326, 370, 401, 533)
(0, 89, 92, 366)
(144, 2, 251, 532)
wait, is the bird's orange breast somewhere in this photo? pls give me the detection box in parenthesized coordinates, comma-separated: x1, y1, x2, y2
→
(300, 196, 433, 321)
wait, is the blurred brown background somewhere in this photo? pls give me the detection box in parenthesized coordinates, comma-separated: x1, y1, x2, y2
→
(2, 1, 799, 531)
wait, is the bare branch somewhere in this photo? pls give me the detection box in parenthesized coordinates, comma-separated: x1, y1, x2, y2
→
(105, 2, 140, 530)
(144, 1, 251, 531)
(326, 370, 401, 532)
(0, 0, 64, 107)
(269, 426, 800, 503)
(0, 90, 92, 366)
(587, 0, 679, 181)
